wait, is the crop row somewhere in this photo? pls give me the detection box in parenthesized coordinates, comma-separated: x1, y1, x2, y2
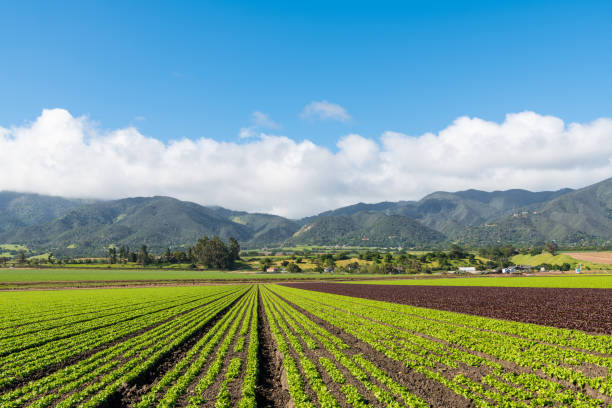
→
(261, 285, 430, 407)
(133, 285, 260, 408)
(267, 284, 611, 407)
(0, 285, 250, 407)
(1, 283, 609, 407)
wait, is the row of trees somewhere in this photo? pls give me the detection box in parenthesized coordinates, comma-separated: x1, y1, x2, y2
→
(104, 236, 241, 269)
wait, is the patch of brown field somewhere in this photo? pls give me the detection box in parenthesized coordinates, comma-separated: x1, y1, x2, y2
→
(566, 251, 612, 264)
(282, 282, 612, 334)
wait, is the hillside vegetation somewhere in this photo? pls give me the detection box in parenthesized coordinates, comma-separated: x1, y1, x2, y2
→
(2, 176, 612, 255)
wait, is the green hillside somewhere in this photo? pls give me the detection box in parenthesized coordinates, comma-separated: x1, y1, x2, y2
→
(287, 211, 445, 247)
(457, 178, 612, 246)
(2, 177, 612, 254)
(0, 191, 90, 234)
(316, 188, 573, 238)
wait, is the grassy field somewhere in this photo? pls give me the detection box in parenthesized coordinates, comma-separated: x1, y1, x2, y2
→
(349, 274, 612, 288)
(0, 244, 28, 251)
(0, 267, 381, 285)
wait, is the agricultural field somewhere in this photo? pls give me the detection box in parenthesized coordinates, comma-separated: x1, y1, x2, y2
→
(511, 252, 612, 270)
(0, 268, 364, 290)
(348, 274, 612, 288)
(565, 251, 612, 265)
(1, 283, 610, 407)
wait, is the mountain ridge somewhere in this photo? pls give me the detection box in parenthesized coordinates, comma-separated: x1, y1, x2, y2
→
(2, 178, 612, 256)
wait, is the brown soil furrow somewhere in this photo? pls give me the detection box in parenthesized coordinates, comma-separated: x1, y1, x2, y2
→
(283, 283, 612, 334)
(225, 306, 254, 407)
(262, 291, 321, 407)
(255, 289, 290, 408)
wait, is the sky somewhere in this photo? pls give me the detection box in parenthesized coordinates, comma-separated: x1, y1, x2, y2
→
(1, 1, 612, 218)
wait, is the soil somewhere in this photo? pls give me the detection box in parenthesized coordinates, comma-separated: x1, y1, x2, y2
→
(282, 283, 612, 334)
(256, 288, 292, 408)
(566, 251, 612, 264)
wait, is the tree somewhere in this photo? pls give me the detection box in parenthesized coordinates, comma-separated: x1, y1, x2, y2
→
(119, 246, 128, 264)
(138, 245, 150, 266)
(287, 262, 302, 273)
(545, 242, 558, 256)
(193, 235, 239, 270)
(259, 257, 272, 272)
(17, 250, 26, 265)
(108, 247, 117, 264)
(449, 244, 467, 259)
(346, 261, 360, 272)
(229, 238, 240, 261)
(529, 246, 543, 256)
(186, 246, 193, 262)
(164, 248, 173, 263)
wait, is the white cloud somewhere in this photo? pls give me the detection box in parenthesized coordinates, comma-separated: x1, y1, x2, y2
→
(300, 100, 351, 122)
(2, 109, 612, 218)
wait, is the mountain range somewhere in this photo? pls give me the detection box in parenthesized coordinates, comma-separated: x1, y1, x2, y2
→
(1, 177, 612, 256)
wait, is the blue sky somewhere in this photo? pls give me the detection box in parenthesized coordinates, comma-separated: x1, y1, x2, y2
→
(2, 1, 612, 216)
(2, 0, 611, 148)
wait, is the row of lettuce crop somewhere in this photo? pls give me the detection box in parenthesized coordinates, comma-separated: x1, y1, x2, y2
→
(266, 284, 611, 407)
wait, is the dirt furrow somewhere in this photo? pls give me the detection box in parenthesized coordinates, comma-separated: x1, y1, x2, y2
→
(255, 289, 292, 408)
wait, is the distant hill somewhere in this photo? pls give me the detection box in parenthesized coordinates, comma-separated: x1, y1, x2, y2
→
(0, 196, 297, 256)
(2, 177, 612, 255)
(0, 192, 91, 234)
(317, 188, 573, 238)
(457, 178, 612, 246)
(288, 212, 445, 247)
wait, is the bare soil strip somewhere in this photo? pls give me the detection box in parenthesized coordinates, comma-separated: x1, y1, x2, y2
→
(566, 251, 612, 264)
(283, 283, 612, 334)
(255, 289, 291, 408)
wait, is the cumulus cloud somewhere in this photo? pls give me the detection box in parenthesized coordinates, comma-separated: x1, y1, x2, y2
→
(2, 109, 612, 218)
(300, 100, 351, 122)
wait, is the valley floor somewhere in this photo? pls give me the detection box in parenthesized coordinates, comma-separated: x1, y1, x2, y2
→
(1, 280, 610, 407)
